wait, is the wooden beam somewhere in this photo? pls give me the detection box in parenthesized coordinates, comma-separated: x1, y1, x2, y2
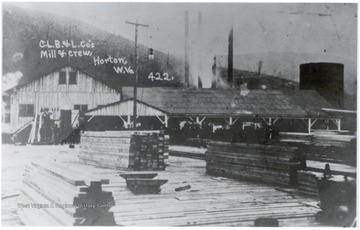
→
(273, 118, 279, 125)
(118, 116, 128, 128)
(231, 117, 239, 126)
(88, 115, 95, 122)
(156, 115, 165, 124)
(262, 118, 273, 126)
(310, 119, 317, 126)
(331, 119, 341, 131)
(301, 119, 308, 127)
(196, 117, 206, 126)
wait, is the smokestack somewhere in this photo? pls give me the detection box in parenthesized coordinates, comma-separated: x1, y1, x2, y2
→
(198, 76, 203, 88)
(184, 11, 190, 87)
(211, 56, 217, 89)
(228, 27, 233, 88)
(197, 12, 203, 88)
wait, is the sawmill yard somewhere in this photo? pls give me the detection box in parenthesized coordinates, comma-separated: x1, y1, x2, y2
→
(2, 144, 325, 227)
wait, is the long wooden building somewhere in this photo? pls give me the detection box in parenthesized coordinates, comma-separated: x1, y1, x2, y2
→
(85, 87, 343, 134)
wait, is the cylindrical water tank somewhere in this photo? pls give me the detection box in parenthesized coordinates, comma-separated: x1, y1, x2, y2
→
(299, 62, 344, 108)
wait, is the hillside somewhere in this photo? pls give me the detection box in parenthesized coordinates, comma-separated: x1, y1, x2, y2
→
(2, 5, 185, 90)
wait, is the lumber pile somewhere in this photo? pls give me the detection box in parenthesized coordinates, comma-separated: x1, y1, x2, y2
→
(279, 132, 313, 145)
(205, 141, 305, 187)
(302, 146, 355, 165)
(279, 132, 356, 166)
(169, 145, 206, 160)
(19, 161, 116, 226)
(128, 134, 169, 171)
(297, 171, 320, 198)
(312, 132, 354, 148)
(79, 131, 169, 169)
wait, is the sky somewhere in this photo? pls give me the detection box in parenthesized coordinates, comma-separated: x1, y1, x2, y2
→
(5, 2, 358, 87)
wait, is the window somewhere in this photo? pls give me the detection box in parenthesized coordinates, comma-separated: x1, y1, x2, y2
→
(59, 71, 66, 84)
(74, 104, 88, 111)
(19, 104, 34, 117)
(69, 71, 77, 85)
(4, 113, 10, 123)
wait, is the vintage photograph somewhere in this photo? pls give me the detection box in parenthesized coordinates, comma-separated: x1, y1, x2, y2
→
(1, 2, 357, 227)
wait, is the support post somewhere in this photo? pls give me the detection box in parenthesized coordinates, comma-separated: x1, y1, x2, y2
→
(127, 115, 131, 129)
(164, 115, 168, 128)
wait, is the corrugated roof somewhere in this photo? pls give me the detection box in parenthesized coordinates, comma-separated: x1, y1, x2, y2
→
(119, 87, 333, 118)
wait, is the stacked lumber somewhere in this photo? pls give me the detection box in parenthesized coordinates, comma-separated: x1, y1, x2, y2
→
(164, 135, 170, 165)
(302, 146, 355, 165)
(128, 134, 169, 171)
(279, 131, 355, 148)
(297, 171, 320, 198)
(19, 161, 116, 226)
(205, 142, 305, 187)
(312, 132, 355, 148)
(306, 161, 356, 178)
(279, 132, 313, 145)
(169, 145, 206, 160)
(79, 131, 162, 169)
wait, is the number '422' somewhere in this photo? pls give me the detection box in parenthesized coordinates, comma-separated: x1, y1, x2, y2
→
(148, 72, 174, 81)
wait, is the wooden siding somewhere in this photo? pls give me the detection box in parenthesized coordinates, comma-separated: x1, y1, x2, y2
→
(9, 66, 121, 132)
(86, 100, 165, 117)
(18, 66, 117, 93)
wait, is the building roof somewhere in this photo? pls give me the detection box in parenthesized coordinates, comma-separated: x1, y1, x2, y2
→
(111, 87, 333, 118)
(5, 62, 123, 93)
(86, 98, 167, 117)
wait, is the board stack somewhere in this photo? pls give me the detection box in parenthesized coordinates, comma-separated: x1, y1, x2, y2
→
(19, 161, 116, 226)
(302, 146, 356, 166)
(297, 171, 320, 198)
(279, 132, 313, 145)
(128, 133, 169, 171)
(312, 131, 354, 148)
(205, 141, 305, 187)
(164, 135, 170, 165)
(79, 131, 161, 169)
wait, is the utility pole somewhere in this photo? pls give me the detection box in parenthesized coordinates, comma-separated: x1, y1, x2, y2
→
(125, 20, 149, 130)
